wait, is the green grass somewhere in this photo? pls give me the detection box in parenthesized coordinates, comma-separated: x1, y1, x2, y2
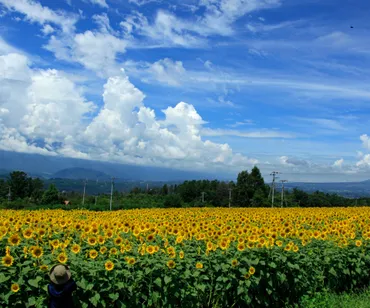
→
(300, 289, 370, 308)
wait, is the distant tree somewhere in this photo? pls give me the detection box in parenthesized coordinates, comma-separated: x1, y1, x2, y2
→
(164, 194, 182, 208)
(161, 184, 169, 195)
(250, 166, 266, 194)
(130, 187, 142, 194)
(7, 171, 29, 199)
(0, 179, 8, 199)
(30, 178, 44, 202)
(292, 188, 309, 207)
(42, 184, 60, 205)
(178, 181, 200, 203)
(251, 188, 267, 207)
(233, 170, 251, 207)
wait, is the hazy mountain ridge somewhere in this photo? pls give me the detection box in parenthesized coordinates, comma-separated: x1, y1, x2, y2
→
(0, 150, 221, 181)
(52, 168, 112, 181)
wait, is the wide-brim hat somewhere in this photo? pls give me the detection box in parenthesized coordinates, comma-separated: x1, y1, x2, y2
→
(49, 264, 71, 285)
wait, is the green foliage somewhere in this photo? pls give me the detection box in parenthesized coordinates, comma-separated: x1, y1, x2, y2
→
(300, 288, 370, 308)
(0, 168, 366, 210)
(41, 184, 60, 205)
(8, 171, 29, 199)
(164, 194, 182, 208)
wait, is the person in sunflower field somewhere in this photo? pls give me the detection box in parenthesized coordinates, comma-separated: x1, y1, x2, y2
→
(48, 264, 77, 308)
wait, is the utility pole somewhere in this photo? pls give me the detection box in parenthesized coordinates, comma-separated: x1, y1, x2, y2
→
(270, 171, 280, 207)
(280, 180, 287, 207)
(110, 177, 115, 211)
(201, 192, 205, 203)
(82, 179, 87, 206)
(228, 188, 232, 208)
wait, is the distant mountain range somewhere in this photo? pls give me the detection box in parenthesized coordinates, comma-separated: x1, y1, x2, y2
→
(0, 150, 225, 181)
(2, 150, 370, 197)
(52, 168, 112, 181)
(284, 181, 370, 198)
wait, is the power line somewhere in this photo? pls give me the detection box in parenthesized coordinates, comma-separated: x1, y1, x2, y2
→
(110, 177, 115, 211)
(82, 179, 87, 206)
(280, 180, 288, 207)
(270, 171, 280, 207)
(228, 188, 232, 208)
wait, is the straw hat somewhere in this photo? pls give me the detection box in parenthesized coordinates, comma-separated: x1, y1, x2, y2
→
(49, 264, 71, 285)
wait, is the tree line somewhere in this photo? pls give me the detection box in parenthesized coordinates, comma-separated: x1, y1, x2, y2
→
(0, 168, 367, 210)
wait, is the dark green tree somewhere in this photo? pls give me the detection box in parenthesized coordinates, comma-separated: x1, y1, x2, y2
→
(7, 171, 29, 199)
(41, 184, 60, 205)
(234, 170, 250, 207)
(0, 179, 8, 199)
(164, 194, 182, 208)
(30, 178, 44, 202)
(250, 166, 266, 194)
(251, 188, 267, 207)
(161, 184, 169, 195)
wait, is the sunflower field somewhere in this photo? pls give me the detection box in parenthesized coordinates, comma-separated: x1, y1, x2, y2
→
(1, 207, 370, 307)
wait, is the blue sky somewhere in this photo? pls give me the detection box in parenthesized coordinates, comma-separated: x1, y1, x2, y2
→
(1, 0, 370, 181)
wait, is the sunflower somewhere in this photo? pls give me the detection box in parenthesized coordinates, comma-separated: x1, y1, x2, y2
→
(146, 245, 155, 255)
(196, 262, 203, 269)
(167, 246, 175, 254)
(31, 246, 43, 259)
(219, 241, 228, 250)
(356, 240, 362, 247)
(114, 237, 123, 246)
(8, 234, 21, 246)
(275, 240, 283, 247)
(51, 239, 60, 249)
(89, 250, 98, 259)
(110, 248, 118, 255)
(98, 236, 105, 245)
(57, 252, 68, 264)
(249, 266, 256, 275)
(2, 255, 14, 267)
(40, 264, 48, 271)
(247, 242, 254, 249)
(167, 260, 176, 269)
(179, 251, 185, 259)
(23, 228, 33, 239)
(231, 259, 238, 267)
(38, 229, 46, 237)
(237, 243, 246, 252)
(105, 230, 113, 238)
(146, 234, 155, 242)
(100, 246, 108, 254)
(88, 236, 97, 246)
(23, 246, 28, 255)
(105, 261, 114, 271)
(244, 273, 251, 279)
(71, 244, 81, 254)
(293, 245, 299, 253)
(6, 246, 10, 255)
(11, 283, 20, 293)
(206, 241, 213, 251)
(128, 257, 135, 265)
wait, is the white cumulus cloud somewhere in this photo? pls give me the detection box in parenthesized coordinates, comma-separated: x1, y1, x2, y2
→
(0, 52, 258, 172)
(333, 158, 344, 168)
(0, 0, 78, 33)
(87, 0, 108, 8)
